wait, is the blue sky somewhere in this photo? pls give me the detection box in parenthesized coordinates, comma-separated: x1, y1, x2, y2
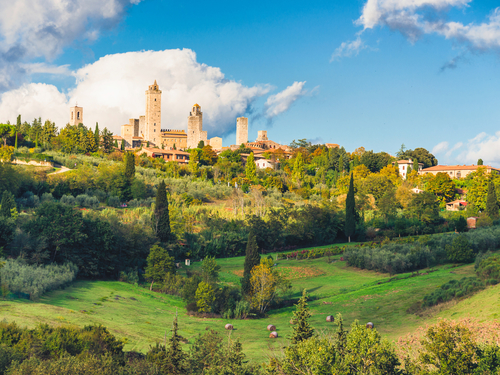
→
(0, 0, 499, 164)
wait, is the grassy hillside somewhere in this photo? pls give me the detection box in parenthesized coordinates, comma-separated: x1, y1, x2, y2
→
(0, 252, 480, 363)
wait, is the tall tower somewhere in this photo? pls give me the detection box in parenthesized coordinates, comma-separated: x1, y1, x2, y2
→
(70, 106, 83, 126)
(236, 117, 248, 146)
(145, 80, 161, 145)
(187, 104, 207, 148)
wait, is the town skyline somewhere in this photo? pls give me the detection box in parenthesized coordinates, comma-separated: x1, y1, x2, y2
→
(0, 0, 499, 164)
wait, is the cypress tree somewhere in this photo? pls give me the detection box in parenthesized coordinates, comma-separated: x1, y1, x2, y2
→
(14, 132, 17, 150)
(0, 191, 15, 218)
(486, 180, 499, 219)
(114, 139, 118, 148)
(345, 172, 356, 242)
(241, 230, 260, 295)
(35, 132, 38, 148)
(94, 122, 100, 149)
(124, 152, 135, 180)
(155, 180, 172, 242)
(121, 140, 125, 151)
(291, 289, 314, 344)
(413, 158, 419, 173)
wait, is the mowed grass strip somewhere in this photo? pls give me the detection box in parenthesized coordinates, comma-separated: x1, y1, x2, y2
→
(0, 254, 479, 363)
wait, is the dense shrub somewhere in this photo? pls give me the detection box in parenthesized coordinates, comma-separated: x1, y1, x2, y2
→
(276, 246, 344, 260)
(476, 254, 500, 285)
(422, 277, 484, 307)
(0, 259, 77, 300)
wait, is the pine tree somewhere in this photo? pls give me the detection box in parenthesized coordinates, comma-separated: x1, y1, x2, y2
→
(94, 122, 100, 149)
(155, 180, 172, 242)
(345, 172, 356, 242)
(245, 152, 256, 180)
(165, 316, 188, 374)
(0, 190, 15, 218)
(486, 180, 499, 219)
(291, 289, 314, 344)
(241, 230, 260, 295)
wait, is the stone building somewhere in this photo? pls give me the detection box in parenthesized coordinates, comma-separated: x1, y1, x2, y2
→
(236, 117, 248, 146)
(70, 106, 83, 126)
(187, 104, 207, 149)
(161, 129, 187, 149)
(256, 130, 268, 141)
(208, 136, 223, 151)
(144, 80, 161, 145)
(420, 165, 500, 179)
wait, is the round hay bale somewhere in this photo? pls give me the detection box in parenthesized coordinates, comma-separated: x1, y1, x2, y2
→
(326, 315, 334, 322)
(225, 324, 233, 330)
(267, 324, 276, 331)
(366, 322, 374, 329)
(269, 331, 278, 339)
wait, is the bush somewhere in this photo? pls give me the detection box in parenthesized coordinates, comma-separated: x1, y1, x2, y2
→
(422, 277, 484, 307)
(106, 196, 120, 208)
(476, 254, 500, 285)
(60, 194, 76, 206)
(0, 259, 78, 300)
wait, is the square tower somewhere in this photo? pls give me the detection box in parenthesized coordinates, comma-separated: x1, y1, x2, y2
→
(145, 80, 161, 145)
(187, 104, 203, 148)
(236, 117, 248, 146)
(70, 106, 83, 126)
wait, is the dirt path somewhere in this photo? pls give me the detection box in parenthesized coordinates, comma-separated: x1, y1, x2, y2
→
(48, 166, 71, 175)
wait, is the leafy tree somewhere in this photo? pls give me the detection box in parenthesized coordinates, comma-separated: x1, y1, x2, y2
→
(154, 180, 172, 242)
(241, 230, 260, 295)
(101, 128, 114, 153)
(467, 167, 489, 211)
(291, 289, 314, 344)
(360, 150, 392, 173)
(427, 172, 456, 203)
(478, 158, 484, 166)
(290, 139, 310, 149)
(250, 263, 277, 313)
(407, 191, 440, 223)
(399, 147, 438, 168)
(40, 120, 57, 144)
(245, 152, 256, 180)
(292, 152, 305, 183)
(345, 173, 356, 242)
(0, 190, 16, 218)
(0, 124, 15, 146)
(446, 235, 475, 263)
(377, 189, 397, 223)
(189, 149, 200, 174)
(195, 281, 215, 313)
(197, 140, 205, 148)
(201, 256, 221, 284)
(486, 180, 499, 219)
(200, 145, 217, 166)
(454, 216, 468, 233)
(144, 244, 176, 290)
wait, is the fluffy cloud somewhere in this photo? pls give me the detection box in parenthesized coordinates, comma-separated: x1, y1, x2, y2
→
(456, 131, 500, 165)
(0, 0, 141, 91)
(334, 0, 500, 61)
(265, 81, 310, 118)
(0, 49, 284, 137)
(432, 141, 449, 154)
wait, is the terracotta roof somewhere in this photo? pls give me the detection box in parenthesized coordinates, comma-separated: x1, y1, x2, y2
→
(112, 135, 123, 139)
(141, 147, 189, 155)
(446, 200, 468, 205)
(325, 143, 340, 148)
(422, 165, 500, 172)
(193, 103, 200, 107)
(397, 160, 423, 165)
(132, 136, 143, 139)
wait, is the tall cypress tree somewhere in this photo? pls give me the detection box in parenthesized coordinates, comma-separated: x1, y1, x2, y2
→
(165, 316, 188, 374)
(155, 180, 171, 242)
(94, 122, 100, 149)
(14, 132, 17, 150)
(114, 139, 118, 148)
(486, 180, 499, 219)
(0, 191, 15, 218)
(241, 230, 260, 295)
(291, 289, 314, 344)
(413, 158, 419, 173)
(124, 152, 136, 180)
(121, 140, 125, 151)
(345, 172, 356, 242)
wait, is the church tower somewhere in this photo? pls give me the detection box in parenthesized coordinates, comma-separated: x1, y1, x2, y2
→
(145, 80, 161, 145)
(70, 105, 83, 126)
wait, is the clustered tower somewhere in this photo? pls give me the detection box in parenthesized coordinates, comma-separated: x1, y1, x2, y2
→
(187, 104, 207, 149)
(236, 117, 248, 146)
(143, 80, 161, 144)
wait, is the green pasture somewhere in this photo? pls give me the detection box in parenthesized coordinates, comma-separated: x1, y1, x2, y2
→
(0, 250, 488, 363)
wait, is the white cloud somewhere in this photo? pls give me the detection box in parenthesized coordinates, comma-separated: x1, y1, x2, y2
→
(445, 141, 463, 157)
(0, 0, 141, 91)
(265, 81, 310, 118)
(0, 49, 276, 137)
(336, 0, 500, 62)
(330, 36, 367, 61)
(455, 131, 500, 166)
(432, 141, 449, 154)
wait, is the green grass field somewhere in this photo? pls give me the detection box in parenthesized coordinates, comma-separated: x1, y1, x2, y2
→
(1, 250, 498, 363)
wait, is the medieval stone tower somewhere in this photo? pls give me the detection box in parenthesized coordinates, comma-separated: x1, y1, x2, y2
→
(70, 105, 83, 126)
(144, 80, 161, 145)
(187, 104, 207, 148)
(236, 117, 248, 146)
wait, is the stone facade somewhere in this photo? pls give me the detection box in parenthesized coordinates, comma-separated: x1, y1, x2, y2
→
(70, 106, 83, 126)
(209, 137, 223, 151)
(144, 81, 161, 145)
(161, 129, 187, 149)
(187, 104, 207, 148)
(236, 117, 248, 146)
